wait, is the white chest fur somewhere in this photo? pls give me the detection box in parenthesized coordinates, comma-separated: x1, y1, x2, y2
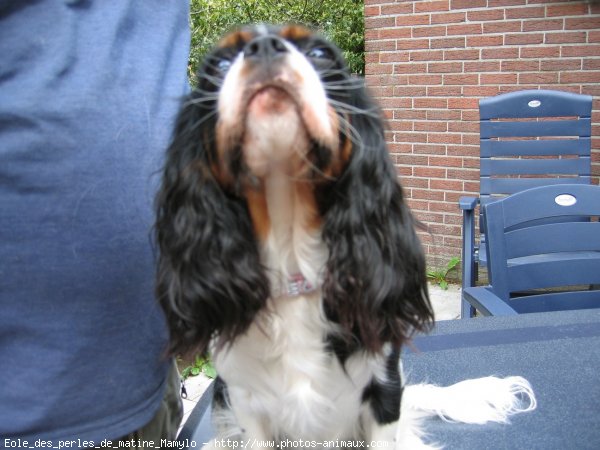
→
(213, 293, 383, 441)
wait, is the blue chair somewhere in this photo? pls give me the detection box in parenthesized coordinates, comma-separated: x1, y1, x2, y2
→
(460, 89, 593, 318)
(463, 184, 600, 316)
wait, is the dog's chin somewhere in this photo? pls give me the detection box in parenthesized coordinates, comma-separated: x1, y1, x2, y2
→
(243, 87, 313, 178)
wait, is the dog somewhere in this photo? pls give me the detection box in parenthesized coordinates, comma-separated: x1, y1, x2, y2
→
(155, 24, 536, 449)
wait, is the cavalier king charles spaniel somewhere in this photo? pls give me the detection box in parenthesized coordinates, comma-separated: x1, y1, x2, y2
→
(155, 24, 535, 449)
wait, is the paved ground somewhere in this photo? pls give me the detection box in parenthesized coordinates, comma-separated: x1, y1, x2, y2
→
(178, 283, 462, 428)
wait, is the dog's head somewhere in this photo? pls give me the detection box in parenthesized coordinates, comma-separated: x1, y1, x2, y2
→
(156, 25, 433, 357)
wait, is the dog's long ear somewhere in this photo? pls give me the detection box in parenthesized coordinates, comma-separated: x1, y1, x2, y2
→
(321, 85, 434, 353)
(155, 93, 269, 357)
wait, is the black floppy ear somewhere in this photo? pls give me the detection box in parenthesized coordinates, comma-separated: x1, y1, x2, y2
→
(321, 87, 434, 353)
(155, 93, 269, 357)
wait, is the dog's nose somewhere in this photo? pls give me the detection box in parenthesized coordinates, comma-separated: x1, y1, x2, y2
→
(244, 35, 288, 62)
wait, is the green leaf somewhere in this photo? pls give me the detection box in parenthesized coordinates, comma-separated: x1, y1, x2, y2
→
(190, 367, 201, 377)
(202, 361, 217, 379)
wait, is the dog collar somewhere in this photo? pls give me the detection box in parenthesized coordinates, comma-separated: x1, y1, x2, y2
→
(274, 273, 318, 298)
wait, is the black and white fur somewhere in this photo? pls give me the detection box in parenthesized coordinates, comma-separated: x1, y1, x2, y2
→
(155, 24, 536, 449)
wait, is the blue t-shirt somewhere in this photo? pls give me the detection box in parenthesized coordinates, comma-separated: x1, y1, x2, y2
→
(0, 0, 190, 443)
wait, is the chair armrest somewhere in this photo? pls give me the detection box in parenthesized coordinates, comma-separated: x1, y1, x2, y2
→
(459, 196, 479, 211)
(463, 287, 518, 317)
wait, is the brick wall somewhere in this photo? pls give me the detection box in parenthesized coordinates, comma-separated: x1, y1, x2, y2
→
(364, 0, 600, 271)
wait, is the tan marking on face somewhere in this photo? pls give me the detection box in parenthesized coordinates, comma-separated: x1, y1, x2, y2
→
(279, 24, 313, 42)
(217, 30, 254, 49)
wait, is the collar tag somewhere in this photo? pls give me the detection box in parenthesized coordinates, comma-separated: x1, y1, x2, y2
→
(283, 274, 316, 297)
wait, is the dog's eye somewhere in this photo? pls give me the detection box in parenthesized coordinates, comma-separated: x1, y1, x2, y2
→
(215, 58, 233, 73)
(306, 47, 334, 61)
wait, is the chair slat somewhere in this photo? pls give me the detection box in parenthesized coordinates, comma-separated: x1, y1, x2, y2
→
(480, 138, 591, 157)
(480, 177, 591, 196)
(505, 223, 600, 258)
(480, 157, 590, 176)
(480, 89, 593, 119)
(509, 290, 600, 314)
(480, 118, 590, 139)
(507, 257, 600, 292)
(496, 184, 600, 228)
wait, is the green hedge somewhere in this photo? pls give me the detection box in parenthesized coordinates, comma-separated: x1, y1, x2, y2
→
(189, 0, 364, 79)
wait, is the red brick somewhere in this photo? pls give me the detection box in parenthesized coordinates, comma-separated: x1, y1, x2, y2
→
(589, 31, 600, 44)
(396, 39, 430, 50)
(431, 11, 466, 24)
(561, 71, 600, 84)
(482, 47, 519, 59)
(414, 166, 447, 178)
(430, 37, 466, 48)
(447, 168, 479, 180)
(427, 109, 462, 120)
(380, 3, 413, 15)
(367, 63, 394, 75)
(444, 73, 479, 85)
(547, 3, 589, 17)
(583, 59, 600, 70)
(394, 62, 427, 74)
(464, 61, 501, 72)
(462, 86, 501, 97)
(541, 59, 582, 71)
(364, 5, 380, 17)
(427, 61, 464, 73)
(408, 74, 444, 85)
(427, 85, 463, 96)
(429, 132, 462, 144)
(546, 32, 587, 44)
(501, 60, 541, 72)
(520, 46, 561, 58)
(447, 23, 483, 35)
(448, 97, 479, 109)
(448, 120, 478, 133)
(444, 49, 480, 60)
(483, 21, 522, 34)
(415, 0, 450, 13)
(413, 25, 447, 38)
(505, 33, 544, 45)
(379, 28, 412, 39)
(488, 0, 526, 6)
(414, 98, 449, 108)
(393, 86, 428, 97)
(562, 45, 600, 57)
(467, 35, 504, 47)
(451, 0, 486, 9)
(396, 132, 428, 143)
(410, 50, 444, 61)
(565, 17, 600, 30)
(522, 19, 564, 32)
(413, 144, 448, 155)
(430, 178, 464, 191)
(379, 51, 410, 63)
(394, 109, 427, 120)
(396, 14, 430, 26)
(518, 72, 560, 84)
(414, 121, 449, 132)
(505, 6, 545, 19)
(365, 16, 396, 29)
(365, 40, 396, 51)
(481, 73, 518, 85)
(467, 9, 504, 21)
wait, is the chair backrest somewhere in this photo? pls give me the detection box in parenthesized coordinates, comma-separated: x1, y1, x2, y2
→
(483, 184, 600, 312)
(478, 89, 592, 233)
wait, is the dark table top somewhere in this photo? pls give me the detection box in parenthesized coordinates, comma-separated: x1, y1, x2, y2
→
(179, 308, 600, 449)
